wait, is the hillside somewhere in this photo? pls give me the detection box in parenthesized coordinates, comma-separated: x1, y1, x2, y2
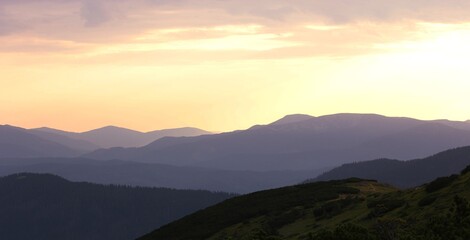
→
(310, 146, 470, 188)
(0, 173, 234, 240)
(433, 119, 470, 131)
(85, 114, 470, 171)
(0, 158, 324, 193)
(139, 167, 470, 240)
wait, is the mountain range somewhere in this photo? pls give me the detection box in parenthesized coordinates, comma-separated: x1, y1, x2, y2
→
(3, 114, 470, 239)
(3, 113, 470, 194)
(0, 173, 234, 240)
(33, 126, 211, 149)
(0, 124, 211, 158)
(0, 125, 81, 158)
(34, 126, 212, 149)
(85, 113, 470, 171)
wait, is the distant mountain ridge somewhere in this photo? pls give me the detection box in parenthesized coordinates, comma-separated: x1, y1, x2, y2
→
(33, 126, 212, 148)
(0, 124, 211, 158)
(84, 113, 470, 171)
(433, 119, 470, 131)
(309, 146, 470, 188)
(29, 128, 100, 152)
(269, 114, 314, 125)
(0, 125, 80, 158)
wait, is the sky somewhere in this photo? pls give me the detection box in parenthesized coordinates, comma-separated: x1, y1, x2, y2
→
(1, 0, 470, 132)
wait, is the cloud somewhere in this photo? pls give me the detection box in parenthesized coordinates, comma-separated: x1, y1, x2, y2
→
(4, 1, 470, 36)
(205, 0, 470, 23)
(80, 0, 109, 27)
(2, 0, 470, 63)
(300, 0, 470, 23)
(4, 0, 470, 24)
(0, 7, 22, 35)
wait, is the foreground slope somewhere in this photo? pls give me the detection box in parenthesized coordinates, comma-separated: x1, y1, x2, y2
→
(311, 146, 470, 188)
(86, 114, 470, 171)
(139, 167, 470, 240)
(0, 173, 234, 240)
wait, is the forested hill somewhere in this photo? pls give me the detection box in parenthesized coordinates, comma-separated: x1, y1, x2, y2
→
(310, 146, 470, 188)
(0, 173, 235, 240)
(139, 166, 470, 240)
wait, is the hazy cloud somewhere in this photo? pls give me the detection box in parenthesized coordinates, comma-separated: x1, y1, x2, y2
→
(226, 0, 470, 23)
(3, 0, 470, 22)
(80, 0, 109, 27)
(2, 0, 470, 61)
(3, 0, 470, 34)
(295, 0, 470, 23)
(0, 8, 19, 35)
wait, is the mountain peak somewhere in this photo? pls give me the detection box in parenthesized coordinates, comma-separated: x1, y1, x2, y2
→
(34, 127, 56, 131)
(270, 114, 314, 125)
(97, 125, 128, 130)
(146, 127, 211, 134)
(83, 126, 143, 134)
(323, 113, 388, 120)
(32, 127, 76, 135)
(0, 124, 22, 130)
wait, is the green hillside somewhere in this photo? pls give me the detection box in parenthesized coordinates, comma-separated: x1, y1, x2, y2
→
(139, 167, 470, 240)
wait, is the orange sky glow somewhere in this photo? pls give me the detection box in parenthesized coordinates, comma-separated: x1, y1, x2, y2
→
(1, 0, 470, 132)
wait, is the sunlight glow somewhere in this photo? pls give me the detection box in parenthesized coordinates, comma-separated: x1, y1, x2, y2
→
(91, 33, 298, 56)
(305, 25, 346, 31)
(1, 1, 470, 131)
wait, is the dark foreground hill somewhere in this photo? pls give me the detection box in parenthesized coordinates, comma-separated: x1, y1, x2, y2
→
(0, 158, 324, 193)
(310, 146, 470, 188)
(138, 167, 470, 240)
(0, 173, 234, 240)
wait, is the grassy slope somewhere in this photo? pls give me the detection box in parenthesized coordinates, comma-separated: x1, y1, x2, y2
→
(139, 168, 470, 240)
